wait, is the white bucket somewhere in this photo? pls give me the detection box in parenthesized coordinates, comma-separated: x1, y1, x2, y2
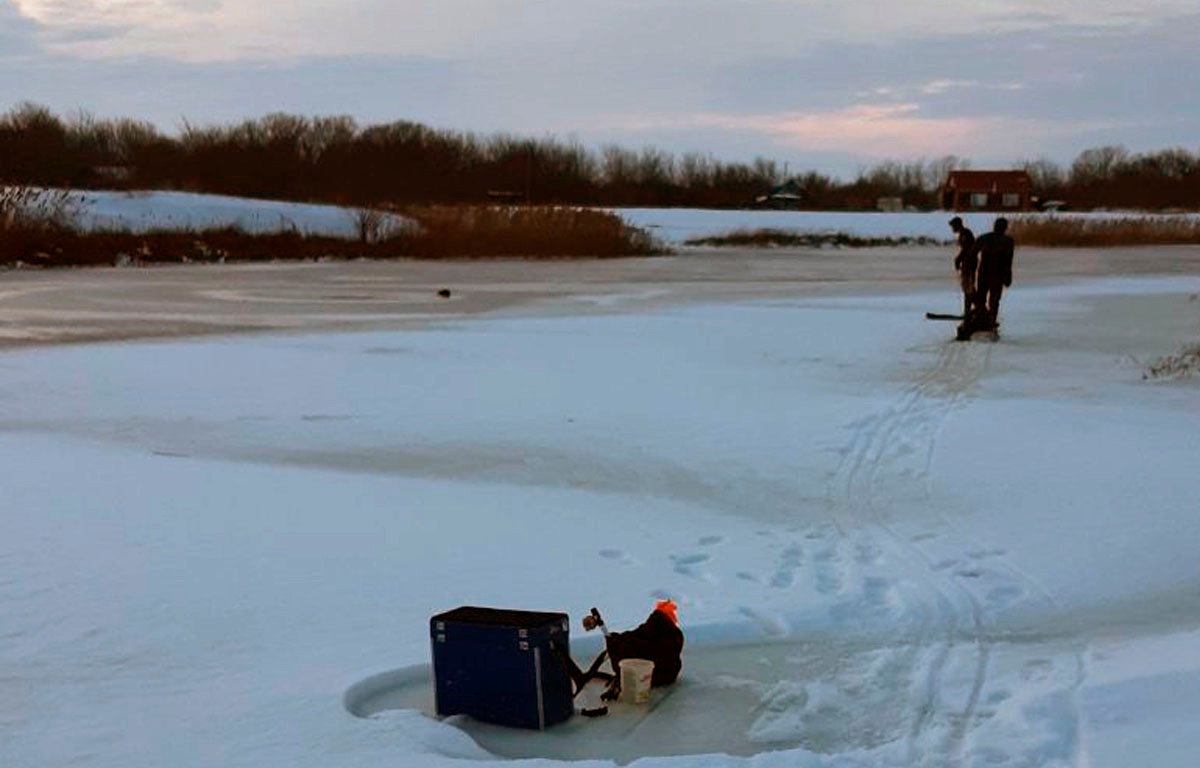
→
(618, 658, 655, 705)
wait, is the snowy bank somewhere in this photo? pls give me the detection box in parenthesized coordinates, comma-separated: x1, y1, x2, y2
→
(64, 189, 413, 239)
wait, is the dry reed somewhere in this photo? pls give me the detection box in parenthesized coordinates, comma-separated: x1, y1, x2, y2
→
(1008, 216, 1200, 246)
(0, 204, 662, 267)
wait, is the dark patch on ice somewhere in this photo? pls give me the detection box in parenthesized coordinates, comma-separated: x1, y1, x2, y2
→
(363, 346, 411, 355)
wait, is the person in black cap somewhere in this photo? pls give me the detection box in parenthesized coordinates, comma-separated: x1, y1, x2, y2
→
(948, 216, 977, 318)
(973, 217, 1015, 329)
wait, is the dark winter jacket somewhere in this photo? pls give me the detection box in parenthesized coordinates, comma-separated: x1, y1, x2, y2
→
(975, 231, 1014, 286)
(953, 227, 976, 272)
(606, 610, 684, 687)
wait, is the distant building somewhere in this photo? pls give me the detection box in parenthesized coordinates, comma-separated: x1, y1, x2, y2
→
(754, 179, 806, 209)
(91, 165, 133, 183)
(941, 170, 1032, 211)
(485, 190, 526, 204)
(876, 196, 904, 212)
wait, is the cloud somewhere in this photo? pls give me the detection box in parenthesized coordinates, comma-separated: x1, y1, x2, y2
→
(623, 104, 1005, 158)
(9, 0, 1199, 62)
(0, 0, 41, 54)
(10, 0, 222, 55)
(920, 79, 980, 96)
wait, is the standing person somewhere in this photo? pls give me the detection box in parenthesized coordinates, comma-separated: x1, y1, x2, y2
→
(949, 216, 977, 318)
(974, 217, 1015, 329)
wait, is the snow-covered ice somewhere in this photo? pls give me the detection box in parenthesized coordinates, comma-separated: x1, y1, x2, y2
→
(2, 269, 1199, 767)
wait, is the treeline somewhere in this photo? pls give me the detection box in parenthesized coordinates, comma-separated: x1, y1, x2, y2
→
(2, 103, 1199, 209)
(0, 104, 788, 207)
(1021, 147, 1200, 209)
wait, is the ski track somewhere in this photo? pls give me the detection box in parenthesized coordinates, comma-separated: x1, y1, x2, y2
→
(817, 338, 1089, 767)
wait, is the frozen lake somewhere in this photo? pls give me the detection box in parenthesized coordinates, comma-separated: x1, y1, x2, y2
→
(2, 251, 1200, 767)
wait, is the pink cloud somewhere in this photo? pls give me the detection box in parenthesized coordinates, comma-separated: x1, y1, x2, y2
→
(631, 104, 981, 157)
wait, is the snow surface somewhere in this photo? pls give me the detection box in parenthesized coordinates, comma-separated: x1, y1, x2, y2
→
(27, 186, 1198, 246)
(612, 208, 1200, 245)
(3, 274, 1200, 767)
(62, 189, 412, 239)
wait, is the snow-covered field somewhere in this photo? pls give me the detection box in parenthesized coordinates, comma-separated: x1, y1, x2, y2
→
(29, 187, 1199, 246)
(614, 208, 1200, 245)
(3, 265, 1200, 767)
(62, 189, 411, 239)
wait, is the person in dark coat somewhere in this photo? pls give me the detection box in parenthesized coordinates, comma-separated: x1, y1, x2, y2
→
(974, 217, 1015, 328)
(949, 216, 977, 317)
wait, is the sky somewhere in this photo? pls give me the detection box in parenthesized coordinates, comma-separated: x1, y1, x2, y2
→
(1, 0, 1197, 177)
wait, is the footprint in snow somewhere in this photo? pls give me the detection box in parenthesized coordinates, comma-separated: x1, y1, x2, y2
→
(599, 548, 633, 564)
(854, 541, 881, 565)
(769, 569, 796, 589)
(862, 576, 899, 608)
(698, 535, 725, 546)
(1021, 659, 1054, 682)
(986, 690, 1012, 705)
(779, 545, 804, 566)
(968, 548, 1007, 560)
(910, 532, 939, 543)
(671, 553, 715, 581)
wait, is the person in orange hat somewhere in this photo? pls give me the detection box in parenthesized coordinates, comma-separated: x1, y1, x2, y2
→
(599, 601, 684, 700)
(565, 601, 685, 702)
(654, 599, 678, 626)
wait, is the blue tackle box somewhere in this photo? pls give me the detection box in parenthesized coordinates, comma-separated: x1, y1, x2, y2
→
(430, 606, 574, 729)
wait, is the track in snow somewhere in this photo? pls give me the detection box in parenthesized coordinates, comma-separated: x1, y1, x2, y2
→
(813, 338, 1089, 767)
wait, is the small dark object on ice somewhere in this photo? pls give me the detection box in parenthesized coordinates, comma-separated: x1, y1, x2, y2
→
(580, 706, 609, 717)
(437, 288, 452, 298)
(926, 312, 964, 321)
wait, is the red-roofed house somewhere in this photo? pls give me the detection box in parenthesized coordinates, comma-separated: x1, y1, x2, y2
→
(941, 170, 1033, 211)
